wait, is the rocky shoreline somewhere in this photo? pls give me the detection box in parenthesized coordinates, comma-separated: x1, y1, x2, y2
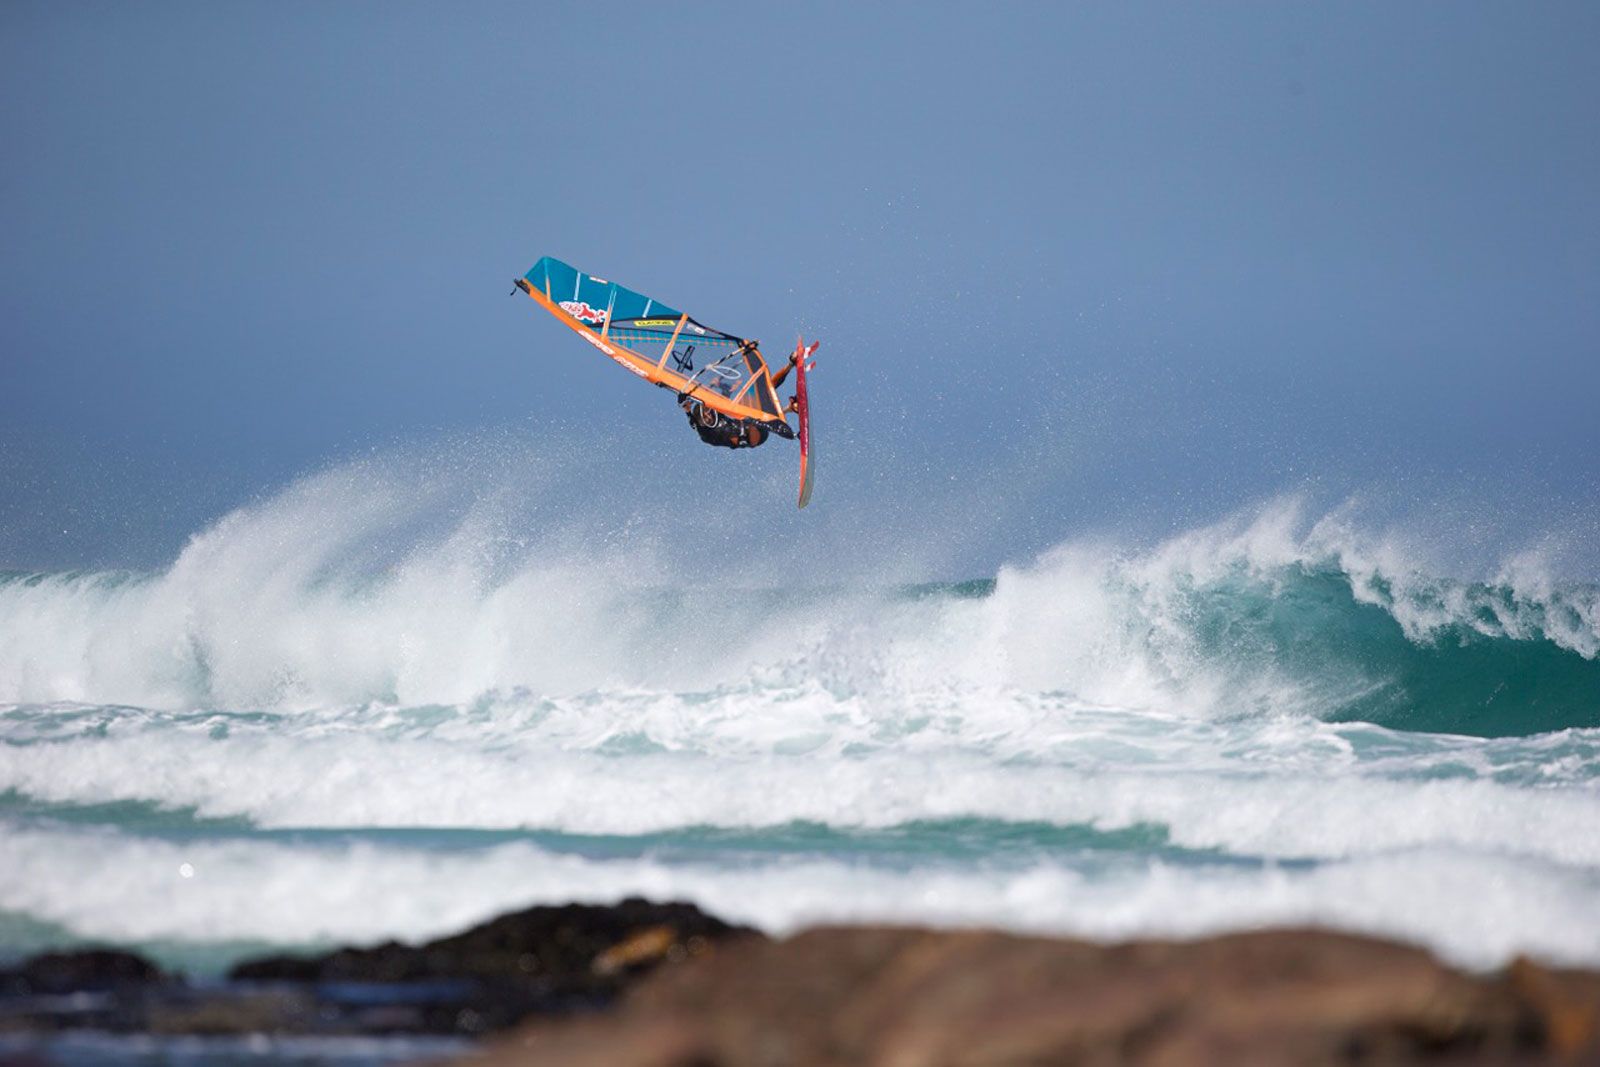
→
(474, 926, 1600, 1067)
(0, 898, 754, 1041)
(2, 901, 1598, 1065)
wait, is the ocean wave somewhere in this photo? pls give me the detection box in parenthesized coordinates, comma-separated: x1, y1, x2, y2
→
(2, 819, 1596, 970)
(4, 461, 1598, 973)
(3, 701, 1597, 868)
(983, 501, 1600, 735)
(0, 458, 1596, 736)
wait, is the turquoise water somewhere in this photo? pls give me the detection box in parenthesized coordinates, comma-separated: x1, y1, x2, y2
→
(1, 473, 1597, 1018)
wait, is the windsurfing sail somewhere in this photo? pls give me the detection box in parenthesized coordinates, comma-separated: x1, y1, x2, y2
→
(514, 256, 793, 436)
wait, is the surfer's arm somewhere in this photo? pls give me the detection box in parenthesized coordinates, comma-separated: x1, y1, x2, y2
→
(770, 352, 799, 390)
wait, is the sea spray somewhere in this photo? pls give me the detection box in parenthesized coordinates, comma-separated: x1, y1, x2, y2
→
(2, 491, 1595, 733)
(2, 460, 1598, 973)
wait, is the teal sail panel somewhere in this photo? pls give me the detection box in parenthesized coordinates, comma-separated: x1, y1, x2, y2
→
(524, 256, 689, 331)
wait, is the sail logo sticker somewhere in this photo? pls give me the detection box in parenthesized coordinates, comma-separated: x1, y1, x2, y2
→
(576, 331, 616, 358)
(634, 319, 676, 327)
(560, 301, 606, 325)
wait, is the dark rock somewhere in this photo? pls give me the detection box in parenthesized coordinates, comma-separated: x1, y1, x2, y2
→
(468, 926, 1600, 1066)
(0, 949, 165, 996)
(144, 986, 316, 1035)
(231, 897, 753, 988)
(0, 949, 171, 1033)
(0, 901, 755, 1038)
(223, 897, 760, 1034)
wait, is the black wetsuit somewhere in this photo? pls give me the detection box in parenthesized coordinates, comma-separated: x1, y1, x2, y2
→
(683, 402, 767, 449)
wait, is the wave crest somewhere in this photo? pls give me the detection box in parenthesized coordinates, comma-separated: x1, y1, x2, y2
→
(1, 462, 1596, 737)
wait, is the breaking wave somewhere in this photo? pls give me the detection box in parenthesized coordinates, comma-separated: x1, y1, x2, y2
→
(3, 450, 1600, 970)
(0, 454, 1595, 737)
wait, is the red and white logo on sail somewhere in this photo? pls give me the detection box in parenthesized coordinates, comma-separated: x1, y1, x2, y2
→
(559, 301, 606, 325)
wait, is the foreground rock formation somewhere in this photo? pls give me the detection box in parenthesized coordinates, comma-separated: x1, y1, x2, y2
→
(4, 907, 1598, 1064)
(0, 899, 752, 1037)
(465, 926, 1600, 1066)
(229, 896, 753, 1032)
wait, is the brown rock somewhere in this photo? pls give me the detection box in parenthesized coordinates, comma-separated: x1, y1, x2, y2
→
(1506, 957, 1600, 1058)
(462, 926, 1600, 1067)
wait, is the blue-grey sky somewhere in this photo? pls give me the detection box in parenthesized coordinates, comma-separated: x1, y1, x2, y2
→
(3, 2, 1597, 573)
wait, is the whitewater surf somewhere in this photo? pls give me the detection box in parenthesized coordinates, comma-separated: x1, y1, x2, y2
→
(1, 455, 1597, 978)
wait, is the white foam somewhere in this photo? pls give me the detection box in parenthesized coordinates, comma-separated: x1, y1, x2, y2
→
(2, 821, 1595, 970)
(2, 466, 1596, 716)
(3, 701, 1597, 868)
(3, 473, 1598, 970)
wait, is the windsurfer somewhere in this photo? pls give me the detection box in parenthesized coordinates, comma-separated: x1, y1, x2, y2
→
(682, 398, 769, 449)
(678, 339, 796, 449)
(517, 257, 814, 502)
